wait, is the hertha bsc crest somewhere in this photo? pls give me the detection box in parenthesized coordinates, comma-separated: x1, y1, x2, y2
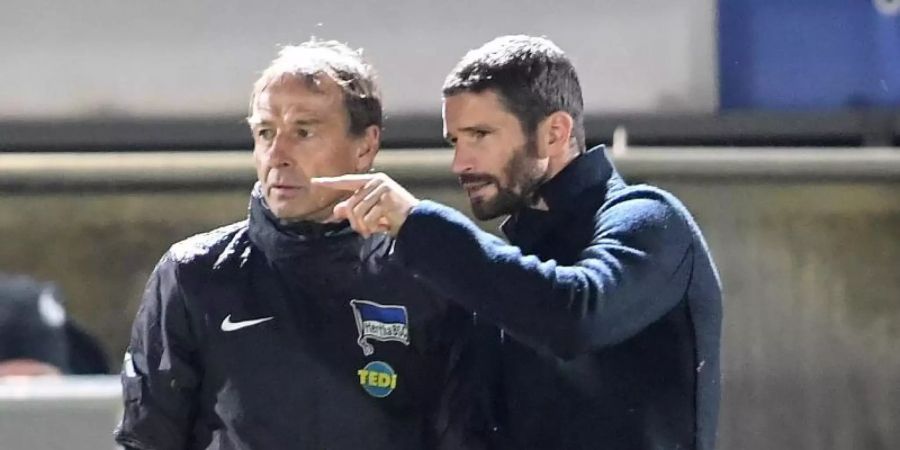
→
(349, 300, 410, 356)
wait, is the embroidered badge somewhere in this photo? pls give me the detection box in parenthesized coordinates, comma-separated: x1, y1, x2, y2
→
(349, 299, 410, 356)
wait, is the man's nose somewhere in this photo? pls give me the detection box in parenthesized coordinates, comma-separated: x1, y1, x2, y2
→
(266, 134, 293, 168)
(450, 144, 474, 175)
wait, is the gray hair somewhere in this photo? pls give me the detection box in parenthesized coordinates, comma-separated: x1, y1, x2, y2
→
(248, 39, 382, 136)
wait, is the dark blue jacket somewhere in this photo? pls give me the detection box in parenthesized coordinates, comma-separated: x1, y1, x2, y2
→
(115, 188, 486, 450)
(395, 146, 722, 450)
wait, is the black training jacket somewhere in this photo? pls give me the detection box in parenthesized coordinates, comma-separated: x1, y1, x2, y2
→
(114, 187, 488, 450)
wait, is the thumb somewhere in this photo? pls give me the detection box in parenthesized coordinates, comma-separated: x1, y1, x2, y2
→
(333, 200, 350, 219)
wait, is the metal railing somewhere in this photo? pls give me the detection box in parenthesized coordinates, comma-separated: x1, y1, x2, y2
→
(1, 147, 899, 192)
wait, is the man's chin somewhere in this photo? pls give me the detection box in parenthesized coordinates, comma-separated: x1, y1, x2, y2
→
(469, 200, 504, 221)
(268, 201, 306, 221)
(270, 201, 337, 223)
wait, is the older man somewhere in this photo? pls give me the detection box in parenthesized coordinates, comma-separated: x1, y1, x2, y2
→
(115, 40, 489, 450)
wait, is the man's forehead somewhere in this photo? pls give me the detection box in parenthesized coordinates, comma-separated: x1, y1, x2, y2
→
(248, 106, 327, 126)
(446, 90, 508, 114)
(258, 77, 331, 102)
(444, 91, 510, 124)
(250, 76, 343, 122)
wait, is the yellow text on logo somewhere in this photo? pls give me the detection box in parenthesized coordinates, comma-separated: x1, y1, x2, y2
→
(357, 361, 398, 398)
(358, 368, 397, 389)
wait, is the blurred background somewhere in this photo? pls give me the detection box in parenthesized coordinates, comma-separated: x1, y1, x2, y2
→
(0, 0, 898, 448)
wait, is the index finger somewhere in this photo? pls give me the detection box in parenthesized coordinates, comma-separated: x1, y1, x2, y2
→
(310, 174, 377, 191)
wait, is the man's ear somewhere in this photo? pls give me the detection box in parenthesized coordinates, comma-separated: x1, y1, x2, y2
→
(542, 111, 574, 158)
(355, 125, 381, 172)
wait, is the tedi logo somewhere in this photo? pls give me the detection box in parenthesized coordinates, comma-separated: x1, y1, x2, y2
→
(357, 361, 398, 398)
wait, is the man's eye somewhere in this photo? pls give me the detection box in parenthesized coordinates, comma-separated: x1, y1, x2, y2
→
(473, 130, 489, 139)
(257, 129, 275, 140)
(297, 129, 313, 138)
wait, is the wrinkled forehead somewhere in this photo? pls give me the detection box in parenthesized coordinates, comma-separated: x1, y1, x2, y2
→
(248, 73, 344, 125)
(256, 70, 329, 98)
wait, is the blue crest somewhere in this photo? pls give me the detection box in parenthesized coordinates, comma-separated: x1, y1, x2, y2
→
(349, 300, 410, 356)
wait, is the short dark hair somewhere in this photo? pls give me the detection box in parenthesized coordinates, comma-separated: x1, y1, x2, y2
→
(249, 39, 382, 137)
(443, 35, 585, 152)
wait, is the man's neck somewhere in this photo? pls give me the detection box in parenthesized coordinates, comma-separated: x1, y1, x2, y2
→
(545, 147, 580, 181)
(261, 195, 341, 226)
(528, 147, 580, 210)
(277, 206, 339, 226)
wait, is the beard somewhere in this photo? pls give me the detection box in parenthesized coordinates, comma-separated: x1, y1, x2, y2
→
(459, 139, 546, 220)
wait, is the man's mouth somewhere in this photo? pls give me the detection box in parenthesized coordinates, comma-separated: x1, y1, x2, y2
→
(461, 180, 493, 196)
(459, 175, 495, 196)
(269, 183, 305, 197)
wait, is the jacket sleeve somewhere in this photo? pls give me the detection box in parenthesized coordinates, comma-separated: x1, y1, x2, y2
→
(114, 253, 202, 450)
(394, 198, 695, 360)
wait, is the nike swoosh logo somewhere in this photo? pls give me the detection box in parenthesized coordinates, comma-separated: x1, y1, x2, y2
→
(220, 314, 274, 332)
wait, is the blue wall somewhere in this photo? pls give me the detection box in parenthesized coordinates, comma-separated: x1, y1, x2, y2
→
(720, 0, 900, 109)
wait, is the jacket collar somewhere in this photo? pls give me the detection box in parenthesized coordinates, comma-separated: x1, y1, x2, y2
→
(246, 183, 368, 261)
(501, 145, 614, 245)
